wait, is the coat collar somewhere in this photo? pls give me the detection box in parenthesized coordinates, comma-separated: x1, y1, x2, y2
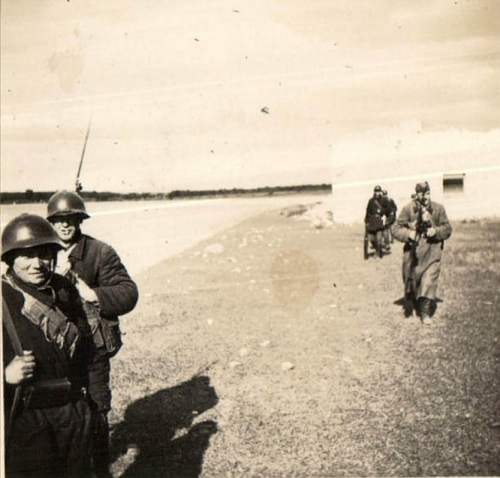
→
(68, 234, 87, 261)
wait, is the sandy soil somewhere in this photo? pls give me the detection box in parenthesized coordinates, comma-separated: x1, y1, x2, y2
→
(107, 206, 500, 477)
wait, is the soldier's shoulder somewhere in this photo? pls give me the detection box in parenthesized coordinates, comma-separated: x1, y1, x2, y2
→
(2, 276, 20, 297)
(82, 234, 122, 264)
(430, 201, 447, 212)
(1, 276, 25, 311)
(82, 234, 113, 253)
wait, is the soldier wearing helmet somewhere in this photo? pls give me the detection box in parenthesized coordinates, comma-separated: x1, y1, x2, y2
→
(2, 214, 93, 477)
(381, 189, 397, 251)
(46, 190, 138, 478)
(392, 181, 452, 324)
(364, 185, 386, 258)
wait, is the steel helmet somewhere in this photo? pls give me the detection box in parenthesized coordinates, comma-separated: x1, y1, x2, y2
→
(1, 213, 63, 260)
(47, 190, 90, 220)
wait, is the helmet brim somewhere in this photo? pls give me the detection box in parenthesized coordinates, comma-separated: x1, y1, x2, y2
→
(47, 210, 90, 220)
(1, 238, 63, 261)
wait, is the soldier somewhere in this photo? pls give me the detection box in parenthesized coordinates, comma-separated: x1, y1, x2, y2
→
(46, 191, 139, 478)
(381, 189, 397, 251)
(392, 181, 452, 324)
(2, 214, 93, 477)
(364, 185, 385, 258)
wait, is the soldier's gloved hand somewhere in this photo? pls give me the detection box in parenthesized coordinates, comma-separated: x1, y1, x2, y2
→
(426, 227, 436, 238)
(5, 351, 36, 385)
(74, 275, 99, 303)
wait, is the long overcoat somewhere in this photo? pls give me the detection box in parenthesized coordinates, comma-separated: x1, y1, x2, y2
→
(69, 233, 138, 411)
(392, 199, 452, 300)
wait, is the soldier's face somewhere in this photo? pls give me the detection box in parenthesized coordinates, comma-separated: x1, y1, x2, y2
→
(12, 245, 55, 285)
(51, 215, 81, 244)
(417, 191, 431, 204)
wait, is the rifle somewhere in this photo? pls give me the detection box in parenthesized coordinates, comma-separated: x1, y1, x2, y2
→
(75, 118, 92, 193)
(2, 300, 25, 449)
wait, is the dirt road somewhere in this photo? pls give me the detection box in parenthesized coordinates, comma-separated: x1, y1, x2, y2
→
(109, 207, 500, 477)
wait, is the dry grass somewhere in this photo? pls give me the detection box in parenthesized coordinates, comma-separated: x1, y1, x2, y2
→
(109, 210, 500, 477)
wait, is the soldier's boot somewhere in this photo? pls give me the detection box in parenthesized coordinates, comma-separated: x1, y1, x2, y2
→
(419, 298, 433, 325)
(403, 291, 414, 317)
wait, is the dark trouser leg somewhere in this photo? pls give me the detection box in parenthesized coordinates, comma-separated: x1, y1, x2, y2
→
(6, 409, 62, 478)
(88, 349, 112, 477)
(92, 411, 112, 478)
(50, 400, 93, 478)
(382, 227, 391, 250)
(7, 401, 93, 478)
(403, 255, 416, 316)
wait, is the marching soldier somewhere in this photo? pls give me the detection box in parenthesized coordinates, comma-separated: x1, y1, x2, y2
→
(392, 181, 452, 324)
(364, 185, 385, 258)
(46, 191, 139, 478)
(381, 189, 397, 251)
(2, 214, 93, 477)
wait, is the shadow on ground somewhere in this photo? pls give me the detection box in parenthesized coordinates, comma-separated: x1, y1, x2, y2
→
(393, 296, 443, 318)
(110, 376, 218, 478)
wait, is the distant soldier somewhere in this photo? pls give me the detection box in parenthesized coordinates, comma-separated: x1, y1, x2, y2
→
(364, 185, 385, 258)
(47, 191, 139, 478)
(392, 181, 452, 324)
(2, 214, 93, 477)
(381, 189, 397, 251)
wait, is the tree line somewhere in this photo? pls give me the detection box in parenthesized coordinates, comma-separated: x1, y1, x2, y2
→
(0, 184, 331, 204)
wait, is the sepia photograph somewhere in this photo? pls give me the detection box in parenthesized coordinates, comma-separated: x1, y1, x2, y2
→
(1, 1, 500, 477)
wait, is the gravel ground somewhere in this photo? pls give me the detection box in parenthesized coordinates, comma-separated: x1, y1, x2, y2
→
(108, 207, 500, 477)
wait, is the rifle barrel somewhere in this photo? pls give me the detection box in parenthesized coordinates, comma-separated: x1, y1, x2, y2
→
(75, 118, 92, 190)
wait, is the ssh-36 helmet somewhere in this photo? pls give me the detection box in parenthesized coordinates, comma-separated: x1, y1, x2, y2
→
(47, 190, 90, 220)
(1, 214, 62, 261)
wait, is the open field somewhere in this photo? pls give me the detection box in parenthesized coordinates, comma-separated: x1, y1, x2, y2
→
(107, 204, 500, 477)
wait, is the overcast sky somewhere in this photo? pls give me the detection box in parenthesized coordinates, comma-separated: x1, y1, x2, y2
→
(1, 0, 499, 192)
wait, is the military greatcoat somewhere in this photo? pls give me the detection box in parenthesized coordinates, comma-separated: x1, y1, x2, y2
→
(392, 199, 452, 300)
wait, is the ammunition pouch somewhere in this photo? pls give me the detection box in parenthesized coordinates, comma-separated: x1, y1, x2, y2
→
(100, 318, 123, 358)
(83, 301, 122, 357)
(23, 378, 73, 409)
